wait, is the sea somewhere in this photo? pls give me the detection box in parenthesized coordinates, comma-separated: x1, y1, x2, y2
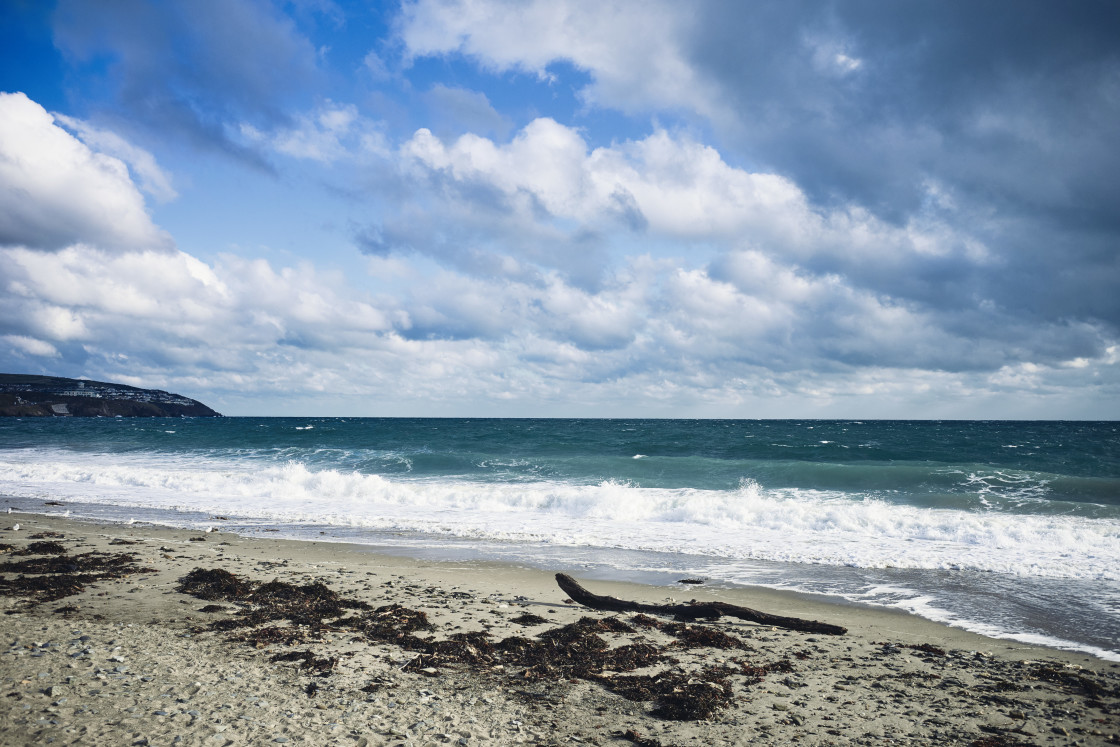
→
(1, 417, 1118, 660)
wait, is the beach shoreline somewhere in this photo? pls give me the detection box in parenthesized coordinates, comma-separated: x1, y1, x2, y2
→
(1, 512, 1118, 746)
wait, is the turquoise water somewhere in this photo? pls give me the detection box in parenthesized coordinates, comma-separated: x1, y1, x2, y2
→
(1, 418, 1118, 658)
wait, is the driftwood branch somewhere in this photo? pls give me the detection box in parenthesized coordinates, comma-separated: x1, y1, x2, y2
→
(555, 573, 846, 636)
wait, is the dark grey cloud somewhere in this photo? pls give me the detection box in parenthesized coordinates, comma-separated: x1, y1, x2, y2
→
(683, 1, 1120, 328)
(690, 1, 1120, 216)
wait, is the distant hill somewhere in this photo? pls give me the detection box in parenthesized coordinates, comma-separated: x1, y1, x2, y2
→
(0, 374, 221, 417)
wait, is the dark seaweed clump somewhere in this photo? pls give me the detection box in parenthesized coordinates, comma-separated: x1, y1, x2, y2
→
(10, 541, 67, 556)
(0, 540, 155, 606)
(511, 612, 549, 626)
(178, 567, 379, 647)
(178, 568, 255, 601)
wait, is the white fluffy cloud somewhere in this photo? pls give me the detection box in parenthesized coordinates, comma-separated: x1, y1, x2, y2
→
(398, 119, 982, 272)
(398, 0, 714, 116)
(0, 92, 172, 253)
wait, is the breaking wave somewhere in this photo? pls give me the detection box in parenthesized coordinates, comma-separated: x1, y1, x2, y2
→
(2, 448, 1118, 582)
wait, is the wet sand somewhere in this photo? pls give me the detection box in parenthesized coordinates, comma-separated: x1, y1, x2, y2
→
(1, 512, 1118, 746)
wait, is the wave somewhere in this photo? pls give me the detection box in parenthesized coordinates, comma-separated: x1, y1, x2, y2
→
(2, 449, 1118, 582)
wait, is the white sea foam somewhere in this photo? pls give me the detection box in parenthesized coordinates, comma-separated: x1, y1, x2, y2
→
(2, 448, 1119, 582)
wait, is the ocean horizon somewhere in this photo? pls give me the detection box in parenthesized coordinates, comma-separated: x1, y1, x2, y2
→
(2, 416, 1118, 660)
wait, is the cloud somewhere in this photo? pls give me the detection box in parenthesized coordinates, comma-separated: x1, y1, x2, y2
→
(0, 92, 171, 252)
(52, 113, 178, 202)
(2, 237, 1116, 417)
(9, 0, 1120, 419)
(239, 100, 388, 162)
(398, 0, 715, 115)
(0, 243, 401, 376)
(50, 0, 322, 161)
(395, 0, 1120, 337)
(393, 119, 985, 288)
(2, 335, 60, 359)
(399, 1, 1120, 227)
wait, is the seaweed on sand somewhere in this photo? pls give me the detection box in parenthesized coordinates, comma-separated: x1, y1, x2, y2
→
(253, 578, 371, 628)
(1029, 664, 1119, 700)
(661, 622, 751, 650)
(177, 568, 255, 601)
(356, 603, 434, 647)
(178, 568, 373, 635)
(270, 649, 338, 675)
(10, 541, 67, 556)
(175, 568, 798, 723)
(593, 667, 737, 721)
(0, 549, 155, 605)
(511, 611, 549, 626)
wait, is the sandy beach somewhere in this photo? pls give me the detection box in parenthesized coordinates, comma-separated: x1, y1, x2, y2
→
(1, 512, 1117, 746)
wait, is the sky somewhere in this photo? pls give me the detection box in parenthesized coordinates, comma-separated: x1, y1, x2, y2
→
(1, 0, 1118, 418)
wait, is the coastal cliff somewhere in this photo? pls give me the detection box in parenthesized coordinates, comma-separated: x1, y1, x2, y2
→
(0, 374, 221, 417)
